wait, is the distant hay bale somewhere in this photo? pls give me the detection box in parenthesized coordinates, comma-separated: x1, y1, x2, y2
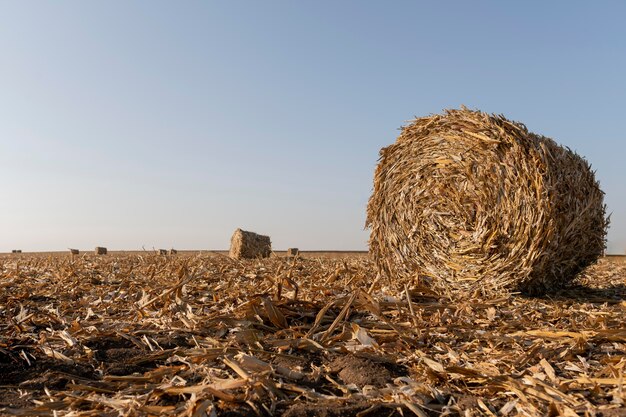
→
(159, 249, 168, 255)
(70, 249, 79, 255)
(168, 249, 178, 255)
(12, 250, 21, 253)
(366, 108, 608, 295)
(229, 228, 272, 259)
(95, 247, 108, 255)
(287, 248, 299, 257)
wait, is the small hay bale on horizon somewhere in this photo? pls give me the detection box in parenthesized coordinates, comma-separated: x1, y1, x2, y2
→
(95, 247, 108, 255)
(69, 249, 79, 255)
(169, 249, 178, 255)
(287, 248, 299, 257)
(159, 249, 168, 255)
(229, 228, 272, 259)
(366, 108, 608, 295)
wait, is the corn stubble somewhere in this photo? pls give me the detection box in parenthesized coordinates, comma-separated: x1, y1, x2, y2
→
(367, 108, 608, 295)
(1, 253, 625, 416)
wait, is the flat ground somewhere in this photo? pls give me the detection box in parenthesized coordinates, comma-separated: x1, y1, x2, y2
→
(1, 252, 625, 416)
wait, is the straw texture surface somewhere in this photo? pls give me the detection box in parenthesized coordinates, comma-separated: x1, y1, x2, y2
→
(366, 108, 608, 294)
(229, 228, 272, 259)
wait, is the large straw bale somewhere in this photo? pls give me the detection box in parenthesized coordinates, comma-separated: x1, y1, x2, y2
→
(366, 108, 608, 295)
(229, 228, 272, 259)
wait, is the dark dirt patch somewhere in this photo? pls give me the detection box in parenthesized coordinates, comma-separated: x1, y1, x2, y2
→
(329, 355, 398, 388)
(283, 401, 400, 417)
(271, 355, 309, 372)
(598, 409, 626, 417)
(153, 334, 195, 349)
(216, 403, 257, 417)
(0, 356, 96, 389)
(0, 388, 35, 409)
(27, 295, 56, 303)
(19, 368, 95, 390)
(85, 337, 165, 376)
(96, 347, 165, 376)
(84, 336, 137, 351)
(454, 395, 480, 410)
(105, 362, 146, 376)
(0, 349, 17, 364)
(96, 347, 142, 362)
(270, 352, 329, 389)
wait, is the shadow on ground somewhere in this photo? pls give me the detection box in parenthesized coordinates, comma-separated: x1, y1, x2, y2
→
(532, 283, 626, 303)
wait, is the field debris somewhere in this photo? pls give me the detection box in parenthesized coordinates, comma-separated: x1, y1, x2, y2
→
(0, 253, 624, 416)
(229, 228, 272, 259)
(94, 247, 107, 255)
(367, 108, 608, 296)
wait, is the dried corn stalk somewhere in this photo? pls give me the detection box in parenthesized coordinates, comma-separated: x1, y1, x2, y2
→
(366, 108, 608, 295)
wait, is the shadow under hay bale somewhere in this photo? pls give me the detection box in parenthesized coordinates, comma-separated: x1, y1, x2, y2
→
(366, 108, 608, 296)
(229, 228, 271, 259)
(95, 247, 108, 255)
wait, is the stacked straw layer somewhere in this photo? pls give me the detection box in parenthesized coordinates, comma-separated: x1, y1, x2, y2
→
(229, 228, 272, 259)
(366, 108, 608, 295)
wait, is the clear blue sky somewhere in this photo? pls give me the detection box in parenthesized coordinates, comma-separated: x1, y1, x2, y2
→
(0, 1, 624, 253)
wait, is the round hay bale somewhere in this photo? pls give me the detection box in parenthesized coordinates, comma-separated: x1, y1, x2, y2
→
(229, 228, 272, 259)
(95, 247, 108, 255)
(366, 108, 608, 295)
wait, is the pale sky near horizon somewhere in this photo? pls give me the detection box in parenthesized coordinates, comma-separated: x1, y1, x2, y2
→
(0, 1, 625, 253)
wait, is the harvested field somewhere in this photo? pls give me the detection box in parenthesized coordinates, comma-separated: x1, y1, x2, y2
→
(1, 253, 625, 416)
